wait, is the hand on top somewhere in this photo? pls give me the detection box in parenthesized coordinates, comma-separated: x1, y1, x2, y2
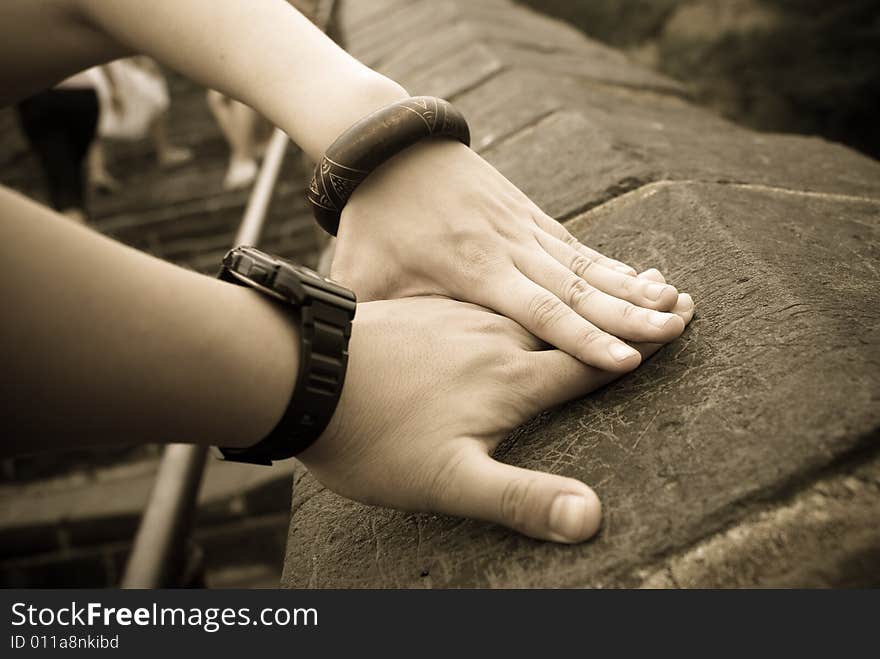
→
(332, 140, 688, 372)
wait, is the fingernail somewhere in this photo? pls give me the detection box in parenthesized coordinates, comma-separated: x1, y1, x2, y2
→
(549, 494, 591, 542)
(680, 293, 694, 310)
(647, 310, 671, 328)
(608, 342, 639, 362)
(644, 283, 668, 301)
(614, 264, 635, 274)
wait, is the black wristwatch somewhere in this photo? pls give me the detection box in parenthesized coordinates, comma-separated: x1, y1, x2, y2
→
(215, 246, 356, 465)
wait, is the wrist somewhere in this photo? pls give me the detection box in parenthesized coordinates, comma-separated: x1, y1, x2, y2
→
(214, 248, 355, 464)
(300, 74, 409, 161)
(208, 282, 301, 450)
(343, 139, 473, 217)
(311, 97, 470, 235)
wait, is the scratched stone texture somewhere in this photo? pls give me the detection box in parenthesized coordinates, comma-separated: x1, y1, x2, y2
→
(281, 0, 880, 587)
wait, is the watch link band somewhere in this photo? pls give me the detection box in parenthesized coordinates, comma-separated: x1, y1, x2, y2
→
(215, 247, 356, 465)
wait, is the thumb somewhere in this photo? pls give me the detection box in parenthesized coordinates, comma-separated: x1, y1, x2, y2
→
(436, 444, 602, 543)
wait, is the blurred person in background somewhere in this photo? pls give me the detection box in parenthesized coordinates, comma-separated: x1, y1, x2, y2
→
(206, 90, 272, 190)
(89, 57, 193, 193)
(15, 68, 102, 223)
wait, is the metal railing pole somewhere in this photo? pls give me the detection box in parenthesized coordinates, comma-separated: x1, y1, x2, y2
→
(121, 129, 291, 588)
(119, 444, 209, 588)
(234, 128, 293, 247)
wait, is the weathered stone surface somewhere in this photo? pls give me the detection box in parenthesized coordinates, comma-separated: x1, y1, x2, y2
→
(483, 107, 880, 219)
(344, 0, 594, 66)
(283, 181, 880, 587)
(360, 19, 683, 98)
(282, 0, 880, 587)
(340, 0, 684, 97)
(338, 1, 880, 221)
(638, 455, 880, 588)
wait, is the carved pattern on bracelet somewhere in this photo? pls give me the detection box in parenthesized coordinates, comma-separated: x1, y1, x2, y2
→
(308, 96, 471, 234)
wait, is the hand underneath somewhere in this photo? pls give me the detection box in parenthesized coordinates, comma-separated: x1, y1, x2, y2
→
(299, 291, 694, 543)
(332, 140, 687, 373)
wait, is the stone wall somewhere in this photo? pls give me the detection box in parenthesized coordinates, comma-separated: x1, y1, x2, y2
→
(517, 0, 880, 159)
(280, 0, 880, 588)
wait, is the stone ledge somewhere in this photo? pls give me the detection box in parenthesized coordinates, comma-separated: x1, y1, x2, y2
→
(638, 453, 880, 588)
(337, 0, 880, 219)
(283, 178, 879, 587)
(278, 0, 880, 588)
(340, 0, 684, 96)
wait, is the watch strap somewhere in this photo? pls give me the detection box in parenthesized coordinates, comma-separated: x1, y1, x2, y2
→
(216, 251, 354, 465)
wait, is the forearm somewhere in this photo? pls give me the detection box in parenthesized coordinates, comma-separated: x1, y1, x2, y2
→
(78, 0, 408, 158)
(0, 0, 408, 160)
(0, 187, 299, 456)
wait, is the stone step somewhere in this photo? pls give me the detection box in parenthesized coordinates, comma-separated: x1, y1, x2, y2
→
(1, 510, 291, 589)
(0, 452, 302, 562)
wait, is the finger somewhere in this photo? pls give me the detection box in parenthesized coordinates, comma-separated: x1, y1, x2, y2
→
(526, 292, 696, 406)
(490, 271, 642, 371)
(438, 445, 602, 543)
(673, 292, 695, 324)
(526, 341, 653, 407)
(637, 269, 697, 326)
(524, 348, 607, 407)
(641, 273, 695, 325)
(621, 292, 695, 362)
(576, 243, 637, 277)
(537, 232, 679, 311)
(531, 211, 637, 275)
(637, 268, 666, 284)
(515, 251, 685, 343)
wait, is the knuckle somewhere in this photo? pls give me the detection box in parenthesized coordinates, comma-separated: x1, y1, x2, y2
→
(561, 232, 579, 247)
(621, 302, 640, 322)
(562, 276, 596, 310)
(499, 477, 535, 531)
(527, 292, 566, 329)
(569, 253, 595, 278)
(575, 327, 606, 354)
(615, 273, 634, 295)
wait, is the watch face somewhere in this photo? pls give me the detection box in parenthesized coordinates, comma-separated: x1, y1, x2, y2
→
(288, 263, 326, 284)
(224, 247, 355, 305)
(285, 262, 356, 302)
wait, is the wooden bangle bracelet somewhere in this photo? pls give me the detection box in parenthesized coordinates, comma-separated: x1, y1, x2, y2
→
(307, 96, 471, 235)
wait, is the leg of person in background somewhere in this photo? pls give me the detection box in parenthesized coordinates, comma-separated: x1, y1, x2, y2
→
(16, 89, 98, 223)
(150, 111, 193, 168)
(64, 88, 100, 222)
(87, 140, 120, 193)
(206, 89, 259, 190)
(39, 128, 88, 224)
(129, 56, 194, 169)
